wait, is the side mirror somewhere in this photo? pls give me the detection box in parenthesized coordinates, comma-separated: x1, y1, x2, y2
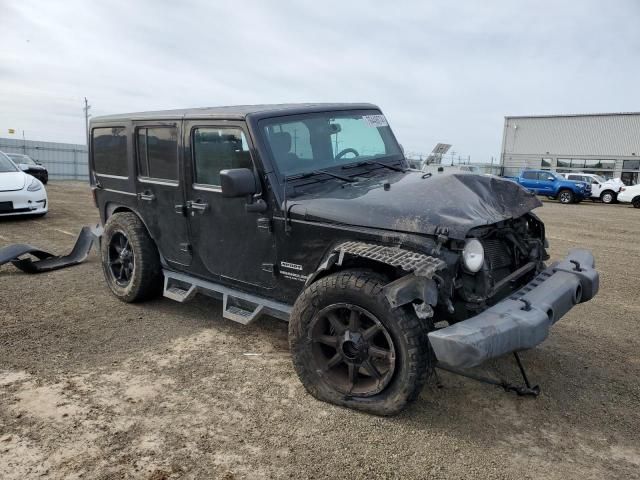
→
(546, 176, 554, 181)
(220, 168, 258, 198)
(18, 164, 29, 171)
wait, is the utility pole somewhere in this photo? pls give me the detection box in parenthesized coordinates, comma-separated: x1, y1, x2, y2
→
(83, 97, 91, 145)
(22, 130, 26, 153)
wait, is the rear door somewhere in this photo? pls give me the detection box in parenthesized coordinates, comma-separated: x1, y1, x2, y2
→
(133, 122, 192, 267)
(183, 120, 276, 289)
(520, 171, 539, 192)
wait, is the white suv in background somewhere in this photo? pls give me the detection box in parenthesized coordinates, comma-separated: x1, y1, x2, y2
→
(617, 183, 640, 208)
(563, 173, 623, 204)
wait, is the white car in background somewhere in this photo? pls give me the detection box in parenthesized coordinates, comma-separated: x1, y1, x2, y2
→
(0, 151, 48, 217)
(617, 183, 640, 208)
(562, 173, 624, 204)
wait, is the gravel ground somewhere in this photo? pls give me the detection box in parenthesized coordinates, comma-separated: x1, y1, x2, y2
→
(1, 181, 639, 479)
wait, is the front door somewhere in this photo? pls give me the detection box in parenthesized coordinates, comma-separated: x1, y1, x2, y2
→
(183, 121, 276, 289)
(134, 122, 191, 267)
(536, 172, 555, 194)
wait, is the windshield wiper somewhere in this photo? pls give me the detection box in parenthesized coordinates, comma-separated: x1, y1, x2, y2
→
(286, 169, 356, 183)
(343, 160, 407, 173)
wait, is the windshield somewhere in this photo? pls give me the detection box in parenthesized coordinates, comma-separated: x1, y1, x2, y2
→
(592, 175, 606, 183)
(261, 110, 403, 177)
(7, 153, 35, 165)
(0, 152, 19, 173)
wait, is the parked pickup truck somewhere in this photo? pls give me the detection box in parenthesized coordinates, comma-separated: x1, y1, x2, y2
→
(507, 170, 591, 204)
(562, 173, 623, 204)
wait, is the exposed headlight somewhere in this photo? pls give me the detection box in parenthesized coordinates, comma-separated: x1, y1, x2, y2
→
(462, 239, 484, 273)
(27, 178, 42, 192)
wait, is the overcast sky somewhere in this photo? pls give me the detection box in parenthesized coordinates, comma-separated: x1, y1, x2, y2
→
(1, 0, 639, 161)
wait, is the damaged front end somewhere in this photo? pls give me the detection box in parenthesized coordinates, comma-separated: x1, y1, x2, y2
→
(318, 210, 598, 372)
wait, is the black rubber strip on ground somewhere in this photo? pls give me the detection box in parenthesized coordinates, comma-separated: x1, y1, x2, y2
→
(0, 225, 103, 273)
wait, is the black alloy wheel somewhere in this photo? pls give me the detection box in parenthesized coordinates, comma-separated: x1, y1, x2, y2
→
(107, 231, 134, 286)
(309, 303, 396, 397)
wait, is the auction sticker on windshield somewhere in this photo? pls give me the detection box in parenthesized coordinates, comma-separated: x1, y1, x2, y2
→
(362, 115, 388, 128)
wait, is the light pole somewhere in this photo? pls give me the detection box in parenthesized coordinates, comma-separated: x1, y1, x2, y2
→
(83, 97, 91, 145)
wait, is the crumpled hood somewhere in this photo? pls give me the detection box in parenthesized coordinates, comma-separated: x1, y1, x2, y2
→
(0, 171, 27, 192)
(288, 172, 542, 239)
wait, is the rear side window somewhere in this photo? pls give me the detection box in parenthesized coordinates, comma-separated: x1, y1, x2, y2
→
(137, 127, 179, 181)
(192, 127, 251, 186)
(92, 127, 127, 177)
(522, 171, 537, 180)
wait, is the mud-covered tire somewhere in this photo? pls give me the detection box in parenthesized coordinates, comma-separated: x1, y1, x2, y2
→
(289, 269, 432, 416)
(558, 189, 574, 204)
(601, 191, 616, 204)
(101, 212, 163, 303)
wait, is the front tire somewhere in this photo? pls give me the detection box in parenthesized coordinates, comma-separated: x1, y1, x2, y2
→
(601, 191, 616, 204)
(289, 269, 432, 416)
(558, 189, 574, 204)
(633, 197, 640, 209)
(101, 212, 163, 302)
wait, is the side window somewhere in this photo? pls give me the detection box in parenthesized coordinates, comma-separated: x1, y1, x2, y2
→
(567, 174, 579, 181)
(538, 172, 553, 181)
(137, 127, 178, 181)
(192, 127, 252, 187)
(92, 127, 127, 177)
(522, 171, 537, 180)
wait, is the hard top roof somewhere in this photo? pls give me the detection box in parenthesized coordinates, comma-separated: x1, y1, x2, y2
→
(91, 102, 379, 123)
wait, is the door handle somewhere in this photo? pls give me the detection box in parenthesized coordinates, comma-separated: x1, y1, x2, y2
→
(138, 191, 156, 201)
(188, 200, 209, 213)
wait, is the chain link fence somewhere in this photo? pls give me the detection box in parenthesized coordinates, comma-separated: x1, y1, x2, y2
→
(0, 137, 88, 181)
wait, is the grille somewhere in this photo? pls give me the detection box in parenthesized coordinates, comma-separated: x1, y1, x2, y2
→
(483, 239, 512, 270)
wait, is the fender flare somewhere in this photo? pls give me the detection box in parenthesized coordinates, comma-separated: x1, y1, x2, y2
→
(0, 225, 102, 273)
(306, 241, 446, 309)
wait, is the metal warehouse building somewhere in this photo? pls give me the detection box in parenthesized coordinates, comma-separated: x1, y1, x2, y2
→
(500, 112, 640, 185)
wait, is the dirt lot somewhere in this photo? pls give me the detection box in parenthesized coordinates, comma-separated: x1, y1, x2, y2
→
(1, 181, 639, 479)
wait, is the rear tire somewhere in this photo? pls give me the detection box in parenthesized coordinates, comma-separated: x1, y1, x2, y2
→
(633, 197, 640, 209)
(101, 212, 163, 302)
(289, 269, 432, 416)
(601, 191, 616, 204)
(558, 189, 574, 204)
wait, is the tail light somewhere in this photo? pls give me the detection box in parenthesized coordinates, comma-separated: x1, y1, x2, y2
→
(621, 187, 626, 192)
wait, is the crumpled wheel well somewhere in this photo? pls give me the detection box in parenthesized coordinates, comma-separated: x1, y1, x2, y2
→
(306, 242, 446, 313)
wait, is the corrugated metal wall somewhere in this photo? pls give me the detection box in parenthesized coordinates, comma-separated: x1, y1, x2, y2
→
(0, 137, 88, 181)
(502, 113, 640, 156)
(500, 113, 640, 182)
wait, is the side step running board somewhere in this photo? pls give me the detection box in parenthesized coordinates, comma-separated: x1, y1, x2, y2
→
(163, 270, 291, 324)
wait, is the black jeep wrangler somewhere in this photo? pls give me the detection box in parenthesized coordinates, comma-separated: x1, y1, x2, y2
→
(89, 103, 599, 415)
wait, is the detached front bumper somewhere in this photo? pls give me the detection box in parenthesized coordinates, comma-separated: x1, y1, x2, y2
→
(428, 249, 599, 369)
